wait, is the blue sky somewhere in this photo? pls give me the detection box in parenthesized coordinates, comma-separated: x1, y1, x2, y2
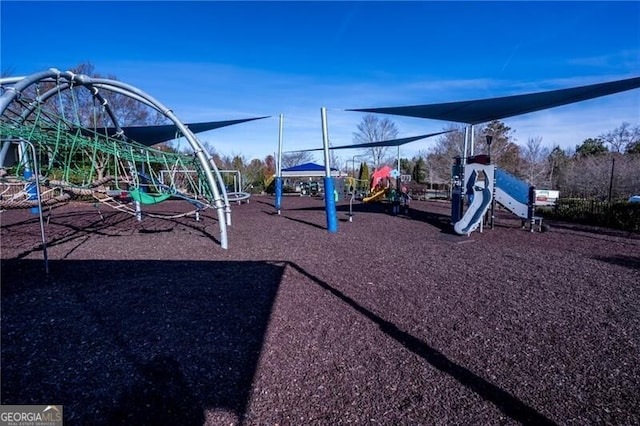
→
(2, 1, 639, 164)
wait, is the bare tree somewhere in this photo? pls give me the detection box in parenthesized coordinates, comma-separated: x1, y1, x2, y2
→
(599, 122, 640, 153)
(329, 145, 342, 172)
(616, 154, 640, 197)
(193, 140, 225, 168)
(64, 62, 165, 128)
(426, 124, 465, 186)
(352, 114, 399, 168)
(13, 62, 167, 181)
(281, 150, 315, 168)
(564, 155, 613, 198)
(521, 136, 550, 187)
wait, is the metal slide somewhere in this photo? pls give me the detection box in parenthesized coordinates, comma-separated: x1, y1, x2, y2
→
(453, 164, 495, 235)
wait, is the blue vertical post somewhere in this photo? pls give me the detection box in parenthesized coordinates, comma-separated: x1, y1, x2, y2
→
(19, 141, 39, 213)
(24, 169, 39, 214)
(321, 107, 338, 233)
(275, 114, 284, 214)
(275, 177, 283, 211)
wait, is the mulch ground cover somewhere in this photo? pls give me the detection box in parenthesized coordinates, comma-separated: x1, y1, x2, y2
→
(1, 195, 639, 425)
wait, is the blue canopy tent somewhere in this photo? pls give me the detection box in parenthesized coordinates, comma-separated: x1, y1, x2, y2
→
(281, 162, 341, 177)
(280, 162, 342, 197)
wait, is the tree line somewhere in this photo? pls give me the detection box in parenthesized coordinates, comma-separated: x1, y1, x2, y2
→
(401, 120, 640, 201)
(348, 114, 639, 201)
(214, 116, 639, 201)
(7, 63, 637, 200)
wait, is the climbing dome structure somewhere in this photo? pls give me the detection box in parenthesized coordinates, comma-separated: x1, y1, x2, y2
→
(0, 68, 250, 249)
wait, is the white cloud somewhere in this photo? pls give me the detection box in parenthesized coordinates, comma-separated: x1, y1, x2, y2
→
(507, 91, 639, 150)
(567, 50, 640, 70)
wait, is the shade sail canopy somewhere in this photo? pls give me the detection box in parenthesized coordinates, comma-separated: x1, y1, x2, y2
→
(288, 130, 453, 153)
(80, 116, 269, 146)
(348, 77, 640, 125)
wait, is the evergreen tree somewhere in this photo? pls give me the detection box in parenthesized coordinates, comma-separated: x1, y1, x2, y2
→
(575, 138, 608, 156)
(627, 142, 640, 155)
(358, 162, 370, 192)
(412, 157, 426, 184)
(546, 146, 569, 190)
(480, 120, 521, 175)
(399, 158, 413, 176)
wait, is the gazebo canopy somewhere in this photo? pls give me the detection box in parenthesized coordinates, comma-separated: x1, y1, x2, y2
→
(281, 162, 341, 177)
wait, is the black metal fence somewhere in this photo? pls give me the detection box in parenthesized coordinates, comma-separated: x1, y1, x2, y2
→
(538, 198, 640, 232)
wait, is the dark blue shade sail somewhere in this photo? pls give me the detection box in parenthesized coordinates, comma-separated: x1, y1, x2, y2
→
(288, 130, 453, 152)
(348, 77, 640, 125)
(80, 116, 269, 146)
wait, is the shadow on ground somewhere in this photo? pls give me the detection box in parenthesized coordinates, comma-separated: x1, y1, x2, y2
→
(256, 197, 456, 234)
(594, 255, 640, 270)
(287, 261, 557, 426)
(1, 259, 284, 425)
(4, 208, 221, 261)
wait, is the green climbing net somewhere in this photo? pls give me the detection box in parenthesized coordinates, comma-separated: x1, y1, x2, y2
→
(0, 110, 213, 209)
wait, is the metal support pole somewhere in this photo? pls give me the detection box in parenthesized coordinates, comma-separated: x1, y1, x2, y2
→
(463, 126, 469, 167)
(397, 145, 401, 190)
(486, 135, 495, 230)
(460, 126, 470, 217)
(608, 157, 615, 204)
(275, 114, 284, 215)
(321, 107, 338, 233)
(20, 139, 49, 274)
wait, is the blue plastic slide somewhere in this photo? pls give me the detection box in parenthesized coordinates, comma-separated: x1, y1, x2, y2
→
(494, 169, 530, 219)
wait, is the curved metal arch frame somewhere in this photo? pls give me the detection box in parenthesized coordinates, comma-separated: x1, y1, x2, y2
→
(0, 68, 231, 249)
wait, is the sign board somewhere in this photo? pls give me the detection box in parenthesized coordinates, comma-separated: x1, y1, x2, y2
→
(1, 405, 63, 426)
(534, 189, 559, 206)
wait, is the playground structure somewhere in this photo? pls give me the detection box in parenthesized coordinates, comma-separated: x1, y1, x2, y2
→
(351, 165, 410, 218)
(273, 77, 639, 238)
(452, 155, 549, 236)
(347, 76, 640, 234)
(5, 70, 636, 266)
(158, 168, 251, 204)
(0, 68, 264, 257)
